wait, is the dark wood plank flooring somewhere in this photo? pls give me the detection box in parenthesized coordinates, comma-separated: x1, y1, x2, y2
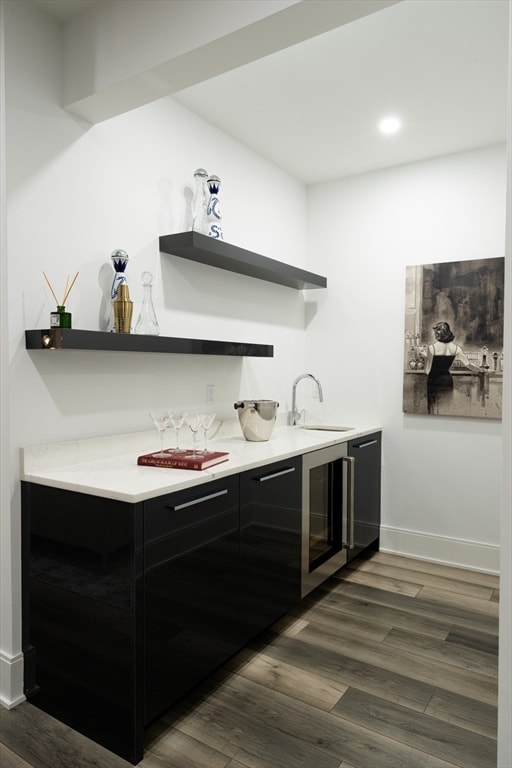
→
(0, 552, 499, 768)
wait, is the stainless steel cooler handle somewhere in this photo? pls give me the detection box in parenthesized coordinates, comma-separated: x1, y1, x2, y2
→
(342, 456, 355, 549)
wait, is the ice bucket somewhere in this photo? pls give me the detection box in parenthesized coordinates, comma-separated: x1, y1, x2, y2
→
(234, 400, 279, 442)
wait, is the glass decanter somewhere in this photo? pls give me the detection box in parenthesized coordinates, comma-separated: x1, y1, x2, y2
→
(135, 271, 160, 335)
(192, 167, 209, 235)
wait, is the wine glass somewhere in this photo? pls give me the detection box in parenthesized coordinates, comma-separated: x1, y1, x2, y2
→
(149, 410, 170, 456)
(200, 412, 216, 453)
(185, 412, 202, 457)
(169, 412, 185, 452)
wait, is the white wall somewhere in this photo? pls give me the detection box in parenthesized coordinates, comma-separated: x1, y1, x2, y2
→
(306, 145, 506, 572)
(497, 6, 512, 762)
(0, 0, 24, 711)
(6, 0, 309, 437)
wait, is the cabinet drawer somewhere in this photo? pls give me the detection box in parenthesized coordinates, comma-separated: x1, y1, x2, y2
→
(144, 475, 239, 544)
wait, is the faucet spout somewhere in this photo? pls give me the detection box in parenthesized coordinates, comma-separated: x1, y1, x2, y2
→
(290, 373, 324, 426)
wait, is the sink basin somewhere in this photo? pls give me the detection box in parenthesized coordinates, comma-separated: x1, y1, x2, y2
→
(302, 425, 354, 432)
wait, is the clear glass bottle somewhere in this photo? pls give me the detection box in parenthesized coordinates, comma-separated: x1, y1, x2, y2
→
(192, 168, 209, 235)
(135, 271, 160, 335)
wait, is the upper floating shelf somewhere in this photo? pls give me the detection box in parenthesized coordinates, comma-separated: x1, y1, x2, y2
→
(25, 329, 273, 358)
(159, 231, 327, 290)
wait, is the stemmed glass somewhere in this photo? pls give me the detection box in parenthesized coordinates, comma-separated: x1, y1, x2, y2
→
(149, 410, 170, 456)
(185, 413, 202, 457)
(169, 412, 185, 452)
(200, 412, 216, 453)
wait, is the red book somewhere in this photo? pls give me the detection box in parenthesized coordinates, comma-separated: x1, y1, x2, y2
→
(137, 449, 229, 471)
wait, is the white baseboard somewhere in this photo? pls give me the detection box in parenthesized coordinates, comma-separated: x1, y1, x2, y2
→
(379, 525, 500, 575)
(0, 649, 25, 709)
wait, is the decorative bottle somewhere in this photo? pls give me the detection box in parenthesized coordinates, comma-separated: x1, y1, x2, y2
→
(110, 249, 132, 333)
(113, 284, 133, 334)
(50, 306, 72, 328)
(192, 168, 209, 235)
(135, 271, 160, 335)
(206, 175, 223, 239)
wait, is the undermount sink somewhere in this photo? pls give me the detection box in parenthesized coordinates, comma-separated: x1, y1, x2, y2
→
(302, 425, 354, 432)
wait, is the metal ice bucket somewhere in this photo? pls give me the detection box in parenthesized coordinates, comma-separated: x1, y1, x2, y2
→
(234, 400, 279, 442)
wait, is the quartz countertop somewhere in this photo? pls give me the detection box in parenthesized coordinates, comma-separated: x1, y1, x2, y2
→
(20, 423, 380, 503)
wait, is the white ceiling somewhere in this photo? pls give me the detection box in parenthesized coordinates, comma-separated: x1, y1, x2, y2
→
(172, 0, 509, 183)
(34, 0, 101, 20)
(36, 0, 509, 184)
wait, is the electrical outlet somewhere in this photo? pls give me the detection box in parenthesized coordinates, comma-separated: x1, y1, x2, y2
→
(207, 384, 215, 403)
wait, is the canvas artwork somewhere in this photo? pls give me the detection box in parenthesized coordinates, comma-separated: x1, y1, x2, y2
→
(403, 258, 504, 419)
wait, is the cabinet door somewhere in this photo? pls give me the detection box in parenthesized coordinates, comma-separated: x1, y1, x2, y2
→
(144, 475, 239, 725)
(239, 457, 302, 642)
(347, 432, 381, 561)
(21, 482, 144, 764)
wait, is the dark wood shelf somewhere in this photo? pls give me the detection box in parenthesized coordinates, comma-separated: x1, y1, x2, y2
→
(25, 329, 273, 357)
(159, 231, 327, 290)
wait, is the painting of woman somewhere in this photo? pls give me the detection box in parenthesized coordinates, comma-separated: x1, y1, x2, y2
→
(402, 258, 504, 419)
(425, 321, 483, 414)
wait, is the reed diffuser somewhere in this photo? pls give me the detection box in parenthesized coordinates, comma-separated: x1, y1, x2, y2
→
(43, 271, 79, 329)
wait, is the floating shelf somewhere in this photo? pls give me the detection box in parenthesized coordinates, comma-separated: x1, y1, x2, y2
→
(25, 329, 273, 357)
(159, 231, 327, 290)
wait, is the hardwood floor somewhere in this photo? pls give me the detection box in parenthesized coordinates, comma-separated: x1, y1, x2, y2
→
(0, 552, 499, 768)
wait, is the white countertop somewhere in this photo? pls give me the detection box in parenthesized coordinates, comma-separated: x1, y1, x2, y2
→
(20, 422, 380, 503)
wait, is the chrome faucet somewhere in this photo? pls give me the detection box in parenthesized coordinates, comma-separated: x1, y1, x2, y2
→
(290, 373, 324, 425)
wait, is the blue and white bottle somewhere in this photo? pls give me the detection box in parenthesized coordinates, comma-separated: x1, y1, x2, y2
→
(206, 175, 223, 239)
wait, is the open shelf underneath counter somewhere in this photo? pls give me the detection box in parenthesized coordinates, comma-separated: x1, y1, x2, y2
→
(159, 231, 327, 290)
(25, 329, 274, 357)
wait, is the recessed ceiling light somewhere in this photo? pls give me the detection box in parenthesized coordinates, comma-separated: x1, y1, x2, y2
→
(378, 116, 402, 135)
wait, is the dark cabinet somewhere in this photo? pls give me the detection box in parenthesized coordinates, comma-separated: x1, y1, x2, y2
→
(21, 482, 144, 764)
(21, 439, 379, 764)
(144, 476, 240, 724)
(239, 457, 302, 642)
(22, 459, 302, 764)
(347, 431, 382, 561)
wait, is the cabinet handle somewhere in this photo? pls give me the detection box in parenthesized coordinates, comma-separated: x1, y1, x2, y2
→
(342, 456, 355, 549)
(167, 488, 228, 511)
(255, 467, 296, 483)
(353, 439, 378, 449)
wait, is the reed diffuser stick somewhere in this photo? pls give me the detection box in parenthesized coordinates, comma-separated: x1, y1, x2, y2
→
(42, 271, 60, 306)
(42, 271, 79, 306)
(62, 272, 79, 305)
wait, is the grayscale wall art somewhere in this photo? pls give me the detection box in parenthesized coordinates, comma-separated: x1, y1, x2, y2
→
(403, 258, 504, 419)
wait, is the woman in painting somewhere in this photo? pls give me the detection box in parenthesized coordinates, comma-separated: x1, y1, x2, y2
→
(425, 321, 482, 414)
